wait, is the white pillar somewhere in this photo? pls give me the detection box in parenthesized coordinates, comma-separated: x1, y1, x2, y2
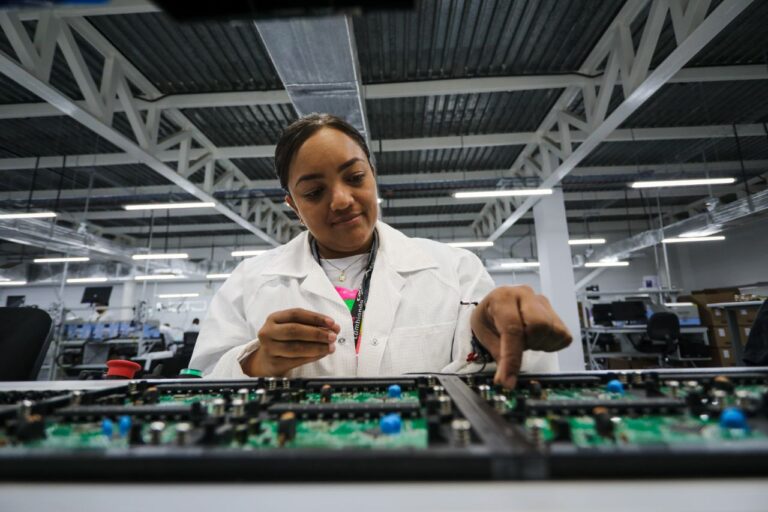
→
(120, 281, 136, 321)
(533, 188, 585, 371)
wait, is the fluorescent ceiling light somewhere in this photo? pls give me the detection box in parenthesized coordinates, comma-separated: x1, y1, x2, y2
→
(585, 261, 629, 268)
(0, 280, 27, 286)
(132, 253, 189, 260)
(630, 178, 735, 189)
(206, 273, 231, 280)
(568, 238, 606, 245)
(134, 274, 186, 281)
(453, 189, 553, 199)
(446, 241, 494, 248)
(158, 293, 199, 299)
(123, 202, 216, 211)
(662, 236, 725, 244)
(0, 211, 57, 220)
(67, 277, 108, 284)
(377, 198, 383, 204)
(664, 302, 695, 307)
(34, 256, 90, 263)
(231, 250, 267, 257)
(500, 261, 540, 269)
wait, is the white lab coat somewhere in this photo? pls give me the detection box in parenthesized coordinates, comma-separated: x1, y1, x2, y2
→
(191, 221, 558, 379)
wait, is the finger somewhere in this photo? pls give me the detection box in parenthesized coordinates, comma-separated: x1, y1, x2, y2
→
(270, 340, 336, 358)
(494, 329, 524, 390)
(524, 296, 572, 351)
(272, 353, 330, 374)
(490, 297, 525, 389)
(271, 308, 340, 332)
(271, 323, 337, 344)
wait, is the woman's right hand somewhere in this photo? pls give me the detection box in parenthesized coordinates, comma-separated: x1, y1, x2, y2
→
(242, 308, 340, 377)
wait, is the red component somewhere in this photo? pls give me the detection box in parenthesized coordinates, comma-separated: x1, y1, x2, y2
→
(106, 359, 142, 379)
(466, 352, 479, 363)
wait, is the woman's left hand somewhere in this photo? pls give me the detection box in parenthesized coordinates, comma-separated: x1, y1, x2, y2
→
(470, 285, 572, 389)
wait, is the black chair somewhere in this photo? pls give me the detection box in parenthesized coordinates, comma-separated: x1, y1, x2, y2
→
(153, 331, 199, 377)
(743, 299, 768, 366)
(633, 312, 680, 355)
(0, 307, 54, 381)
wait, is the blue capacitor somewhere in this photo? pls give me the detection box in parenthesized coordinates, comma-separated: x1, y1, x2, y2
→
(387, 384, 402, 399)
(719, 407, 749, 430)
(118, 415, 132, 437)
(380, 413, 402, 435)
(101, 418, 114, 438)
(606, 379, 625, 395)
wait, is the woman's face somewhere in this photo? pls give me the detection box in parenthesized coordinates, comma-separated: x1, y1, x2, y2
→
(285, 127, 378, 258)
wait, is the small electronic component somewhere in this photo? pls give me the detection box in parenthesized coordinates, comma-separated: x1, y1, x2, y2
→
(387, 384, 402, 399)
(320, 384, 333, 403)
(605, 379, 625, 395)
(719, 407, 748, 430)
(593, 407, 614, 439)
(380, 413, 402, 435)
(277, 411, 297, 446)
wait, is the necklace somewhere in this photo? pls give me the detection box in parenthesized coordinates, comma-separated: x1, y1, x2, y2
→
(323, 254, 367, 282)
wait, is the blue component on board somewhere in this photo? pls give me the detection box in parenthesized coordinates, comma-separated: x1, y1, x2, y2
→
(605, 379, 625, 395)
(387, 384, 402, 399)
(380, 413, 402, 435)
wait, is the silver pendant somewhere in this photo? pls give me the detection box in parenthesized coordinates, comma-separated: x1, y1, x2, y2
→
(338, 273, 346, 282)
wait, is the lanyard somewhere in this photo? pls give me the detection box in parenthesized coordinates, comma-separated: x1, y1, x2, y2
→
(310, 231, 378, 353)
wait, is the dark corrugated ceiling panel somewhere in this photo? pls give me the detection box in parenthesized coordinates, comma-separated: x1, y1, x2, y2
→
(376, 145, 522, 174)
(181, 105, 296, 146)
(0, 116, 120, 157)
(367, 89, 561, 138)
(623, 81, 768, 128)
(231, 158, 276, 181)
(89, 13, 284, 94)
(583, 136, 768, 166)
(355, 0, 625, 83)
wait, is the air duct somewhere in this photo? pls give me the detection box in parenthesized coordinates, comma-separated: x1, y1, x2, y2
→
(588, 188, 768, 263)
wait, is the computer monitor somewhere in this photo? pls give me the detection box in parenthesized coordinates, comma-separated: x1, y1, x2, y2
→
(81, 286, 112, 305)
(591, 304, 614, 326)
(611, 301, 648, 325)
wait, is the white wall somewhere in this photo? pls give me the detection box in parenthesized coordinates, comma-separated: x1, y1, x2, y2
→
(672, 218, 768, 292)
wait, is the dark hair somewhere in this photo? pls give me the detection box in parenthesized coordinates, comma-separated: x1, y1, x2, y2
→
(274, 113, 372, 191)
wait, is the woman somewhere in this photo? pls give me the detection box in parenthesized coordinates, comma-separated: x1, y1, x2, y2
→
(190, 114, 571, 388)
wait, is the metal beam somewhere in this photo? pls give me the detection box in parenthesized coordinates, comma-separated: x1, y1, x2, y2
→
(480, 0, 754, 241)
(2, 63, 765, 120)
(0, 13, 296, 245)
(1, 124, 765, 172)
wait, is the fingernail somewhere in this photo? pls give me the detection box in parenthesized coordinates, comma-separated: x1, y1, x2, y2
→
(324, 317, 334, 327)
(327, 332, 337, 342)
(328, 343, 336, 353)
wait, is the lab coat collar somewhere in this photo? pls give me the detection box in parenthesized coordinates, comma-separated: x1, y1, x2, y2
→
(262, 220, 439, 279)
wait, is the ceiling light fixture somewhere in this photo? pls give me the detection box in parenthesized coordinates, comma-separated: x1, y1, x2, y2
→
(34, 256, 90, 263)
(662, 236, 725, 244)
(158, 293, 200, 299)
(66, 277, 108, 284)
(568, 238, 606, 245)
(446, 241, 494, 248)
(205, 273, 231, 280)
(630, 178, 735, 189)
(132, 253, 189, 260)
(0, 212, 57, 220)
(0, 280, 28, 286)
(584, 261, 630, 268)
(134, 274, 186, 281)
(499, 261, 540, 269)
(231, 250, 267, 257)
(454, 189, 553, 199)
(123, 202, 216, 211)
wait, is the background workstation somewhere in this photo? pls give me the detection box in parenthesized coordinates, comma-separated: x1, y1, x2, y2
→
(1, 0, 768, 510)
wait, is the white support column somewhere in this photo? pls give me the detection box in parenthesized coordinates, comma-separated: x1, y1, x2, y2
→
(533, 188, 584, 371)
(120, 280, 136, 321)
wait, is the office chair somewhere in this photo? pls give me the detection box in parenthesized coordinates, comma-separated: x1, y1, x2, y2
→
(743, 299, 768, 366)
(0, 307, 54, 381)
(630, 312, 680, 356)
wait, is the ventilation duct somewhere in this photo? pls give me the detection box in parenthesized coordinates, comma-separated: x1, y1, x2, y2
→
(256, 16, 370, 141)
(588, 188, 768, 263)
